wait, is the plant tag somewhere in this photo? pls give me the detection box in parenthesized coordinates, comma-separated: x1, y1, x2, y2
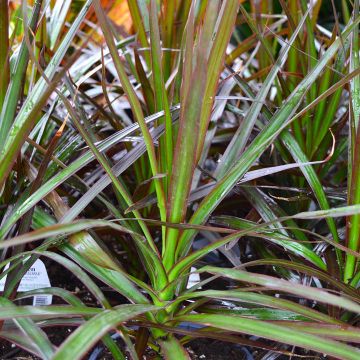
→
(187, 267, 201, 289)
(0, 259, 52, 306)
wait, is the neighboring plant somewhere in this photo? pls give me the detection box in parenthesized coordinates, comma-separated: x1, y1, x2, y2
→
(0, 0, 360, 359)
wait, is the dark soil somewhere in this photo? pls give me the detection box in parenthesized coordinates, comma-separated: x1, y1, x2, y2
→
(186, 339, 254, 360)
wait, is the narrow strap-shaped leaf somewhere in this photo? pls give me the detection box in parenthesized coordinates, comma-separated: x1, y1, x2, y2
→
(62, 244, 150, 304)
(0, 305, 101, 318)
(177, 313, 360, 360)
(170, 203, 360, 283)
(93, 0, 167, 248)
(48, 0, 72, 50)
(176, 15, 360, 259)
(127, 0, 150, 65)
(0, 0, 93, 187)
(0, 0, 9, 111)
(17, 287, 126, 360)
(226, 65, 360, 271)
(0, 329, 46, 358)
(172, 289, 340, 324)
(7, 0, 88, 122)
(0, 110, 173, 239)
(211, 212, 325, 269)
(0, 0, 43, 146)
(34, 250, 111, 308)
(149, 0, 173, 191)
(345, 1, 360, 282)
(276, 322, 360, 342)
(59, 126, 164, 224)
(235, 258, 359, 299)
(52, 305, 157, 360)
(195, 0, 240, 160)
(0, 219, 143, 249)
(61, 79, 158, 255)
(215, 6, 309, 178)
(0, 297, 54, 360)
(163, 0, 197, 270)
(165, 1, 239, 271)
(199, 266, 360, 314)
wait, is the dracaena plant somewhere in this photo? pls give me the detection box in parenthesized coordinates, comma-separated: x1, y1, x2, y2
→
(1, 0, 360, 359)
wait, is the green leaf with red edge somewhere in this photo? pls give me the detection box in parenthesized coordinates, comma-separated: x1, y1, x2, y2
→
(172, 289, 340, 324)
(0, 329, 48, 358)
(0, 304, 101, 319)
(176, 15, 360, 261)
(165, 0, 239, 271)
(0, 219, 144, 250)
(0, 0, 42, 146)
(93, 0, 167, 255)
(17, 287, 125, 359)
(233, 258, 360, 301)
(276, 322, 360, 343)
(149, 0, 173, 174)
(164, 0, 202, 270)
(168, 203, 360, 286)
(52, 304, 157, 360)
(199, 266, 360, 314)
(0, 297, 55, 359)
(215, 5, 310, 178)
(0, 0, 93, 187)
(61, 244, 150, 304)
(345, 0, 360, 282)
(176, 313, 360, 360)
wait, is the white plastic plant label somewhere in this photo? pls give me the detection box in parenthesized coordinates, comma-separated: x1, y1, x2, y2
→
(187, 267, 201, 289)
(0, 259, 52, 306)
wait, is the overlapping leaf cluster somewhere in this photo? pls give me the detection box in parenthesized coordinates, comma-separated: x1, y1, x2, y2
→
(0, 1, 360, 359)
